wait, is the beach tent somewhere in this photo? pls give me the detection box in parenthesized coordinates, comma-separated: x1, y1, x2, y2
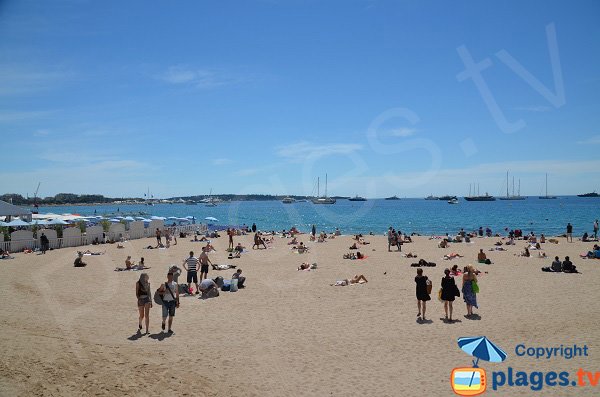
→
(6, 219, 32, 227)
(0, 200, 32, 221)
(46, 219, 68, 225)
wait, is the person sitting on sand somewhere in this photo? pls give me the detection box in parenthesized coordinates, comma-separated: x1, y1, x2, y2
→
(538, 251, 547, 258)
(356, 251, 364, 259)
(331, 274, 368, 286)
(317, 234, 326, 243)
(294, 242, 308, 253)
(343, 252, 357, 260)
(74, 252, 87, 267)
(232, 268, 246, 288)
(520, 247, 531, 257)
(125, 256, 135, 270)
(542, 256, 563, 272)
(116, 243, 125, 249)
(450, 265, 462, 276)
(438, 239, 448, 248)
(288, 237, 299, 245)
(358, 238, 370, 245)
(334, 228, 341, 236)
(562, 256, 577, 273)
(228, 251, 241, 259)
(349, 243, 358, 250)
(540, 234, 546, 244)
(582, 232, 590, 242)
(477, 249, 487, 264)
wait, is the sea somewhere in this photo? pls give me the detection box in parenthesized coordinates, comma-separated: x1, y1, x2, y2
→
(36, 196, 600, 236)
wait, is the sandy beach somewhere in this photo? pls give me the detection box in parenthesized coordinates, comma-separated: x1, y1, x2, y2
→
(1, 232, 599, 396)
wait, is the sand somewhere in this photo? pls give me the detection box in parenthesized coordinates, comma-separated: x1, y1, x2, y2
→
(1, 232, 599, 396)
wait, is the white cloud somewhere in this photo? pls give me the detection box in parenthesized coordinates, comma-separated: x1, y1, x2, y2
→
(276, 142, 362, 162)
(212, 158, 232, 166)
(389, 128, 417, 137)
(576, 135, 600, 145)
(0, 110, 54, 123)
(33, 129, 50, 137)
(160, 66, 243, 89)
(0, 65, 71, 96)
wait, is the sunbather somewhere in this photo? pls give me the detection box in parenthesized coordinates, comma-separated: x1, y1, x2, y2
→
(331, 274, 368, 286)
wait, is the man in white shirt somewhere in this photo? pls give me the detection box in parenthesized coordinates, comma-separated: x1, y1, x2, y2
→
(199, 278, 218, 299)
(158, 272, 179, 334)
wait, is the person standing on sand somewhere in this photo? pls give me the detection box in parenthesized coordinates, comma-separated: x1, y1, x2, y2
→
(311, 224, 316, 238)
(441, 268, 457, 322)
(594, 220, 599, 240)
(566, 223, 573, 243)
(40, 232, 49, 254)
(135, 273, 152, 334)
(252, 223, 257, 233)
(227, 228, 234, 250)
(387, 227, 394, 252)
(155, 228, 162, 247)
(462, 265, 478, 317)
(199, 250, 212, 281)
(158, 271, 179, 334)
(415, 268, 431, 321)
(183, 251, 200, 294)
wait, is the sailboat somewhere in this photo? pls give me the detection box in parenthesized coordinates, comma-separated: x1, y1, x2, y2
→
(145, 188, 154, 206)
(311, 174, 336, 204)
(464, 183, 496, 201)
(539, 173, 557, 199)
(204, 189, 218, 207)
(499, 172, 526, 200)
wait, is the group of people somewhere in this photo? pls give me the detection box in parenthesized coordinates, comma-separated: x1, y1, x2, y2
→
(415, 265, 479, 322)
(542, 256, 577, 273)
(134, 250, 246, 335)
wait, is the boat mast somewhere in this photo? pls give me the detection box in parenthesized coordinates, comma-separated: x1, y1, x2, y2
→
(506, 172, 509, 198)
(325, 174, 328, 198)
(545, 173, 548, 197)
(317, 177, 320, 198)
(512, 176, 515, 197)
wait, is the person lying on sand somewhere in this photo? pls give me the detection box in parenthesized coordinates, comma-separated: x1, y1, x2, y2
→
(538, 251, 547, 258)
(443, 252, 463, 260)
(228, 251, 241, 259)
(211, 263, 237, 270)
(81, 249, 105, 255)
(402, 252, 417, 258)
(297, 262, 317, 270)
(116, 243, 125, 249)
(288, 237, 299, 245)
(331, 274, 368, 286)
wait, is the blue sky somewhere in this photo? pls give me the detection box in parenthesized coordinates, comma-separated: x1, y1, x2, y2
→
(1, 0, 599, 198)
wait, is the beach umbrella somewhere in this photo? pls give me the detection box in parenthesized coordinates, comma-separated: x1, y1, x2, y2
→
(458, 336, 507, 368)
(32, 220, 50, 225)
(123, 216, 135, 221)
(7, 219, 32, 227)
(0, 221, 8, 227)
(108, 218, 121, 223)
(151, 216, 166, 220)
(205, 216, 218, 222)
(46, 219, 68, 225)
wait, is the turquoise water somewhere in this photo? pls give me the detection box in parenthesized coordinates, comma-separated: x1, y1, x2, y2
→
(36, 197, 599, 236)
